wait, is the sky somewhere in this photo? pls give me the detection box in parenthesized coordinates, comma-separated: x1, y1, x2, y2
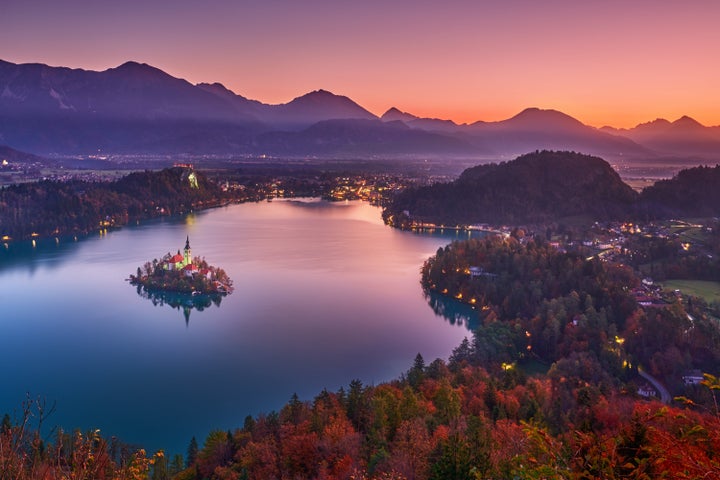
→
(2, 0, 719, 128)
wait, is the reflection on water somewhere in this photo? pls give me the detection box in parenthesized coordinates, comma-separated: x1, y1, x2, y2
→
(0, 235, 82, 274)
(134, 285, 224, 325)
(425, 290, 480, 331)
(0, 200, 473, 455)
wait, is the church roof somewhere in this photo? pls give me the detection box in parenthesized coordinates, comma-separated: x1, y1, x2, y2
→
(169, 254, 183, 263)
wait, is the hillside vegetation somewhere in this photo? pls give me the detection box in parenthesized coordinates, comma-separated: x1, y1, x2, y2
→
(384, 151, 720, 227)
(638, 164, 720, 218)
(0, 167, 226, 239)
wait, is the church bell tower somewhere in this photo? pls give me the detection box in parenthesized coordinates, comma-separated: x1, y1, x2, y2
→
(184, 236, 192, 266)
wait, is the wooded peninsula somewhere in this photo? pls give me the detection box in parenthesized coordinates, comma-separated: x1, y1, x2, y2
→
(0, 166, 229, 241)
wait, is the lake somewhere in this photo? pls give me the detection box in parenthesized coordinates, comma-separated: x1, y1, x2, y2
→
(0, 199, 478, 455)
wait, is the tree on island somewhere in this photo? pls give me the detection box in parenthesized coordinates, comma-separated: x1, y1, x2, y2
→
(129, 238, 233, 296)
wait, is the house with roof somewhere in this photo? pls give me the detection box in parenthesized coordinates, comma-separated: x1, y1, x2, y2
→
(183, 263, 199, 277)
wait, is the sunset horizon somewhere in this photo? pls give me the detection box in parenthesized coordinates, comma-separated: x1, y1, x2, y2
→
(2, 55, 718, 130)
(3, 1, 719, 129)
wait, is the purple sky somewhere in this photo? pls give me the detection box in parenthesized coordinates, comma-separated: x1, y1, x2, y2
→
(2, 0, 719, 127)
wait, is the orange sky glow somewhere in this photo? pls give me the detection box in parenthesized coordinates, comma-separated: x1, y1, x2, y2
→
(2, 0, 719, 128)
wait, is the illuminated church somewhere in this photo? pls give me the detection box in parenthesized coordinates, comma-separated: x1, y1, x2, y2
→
(165, 236, 193, 271)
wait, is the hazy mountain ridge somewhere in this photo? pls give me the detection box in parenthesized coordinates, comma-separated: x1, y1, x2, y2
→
(602, 116, 720, 157)
(0, 144, 45, 163)
(254, 118, 476, 156)
(1, 59, 718, 158)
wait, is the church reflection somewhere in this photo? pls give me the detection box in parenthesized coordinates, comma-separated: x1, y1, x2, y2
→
(135, 285, 224, 326)
(424, 290, 480, 331)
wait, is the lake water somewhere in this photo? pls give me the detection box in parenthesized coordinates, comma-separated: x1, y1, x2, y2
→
(0, 199, 477, 455)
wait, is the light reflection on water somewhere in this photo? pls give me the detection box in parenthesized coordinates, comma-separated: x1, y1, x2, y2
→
(0, 200, 480, 455)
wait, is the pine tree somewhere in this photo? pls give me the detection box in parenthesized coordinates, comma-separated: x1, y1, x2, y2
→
(408, 353, 426, 389)
(186, 436, 199, 468)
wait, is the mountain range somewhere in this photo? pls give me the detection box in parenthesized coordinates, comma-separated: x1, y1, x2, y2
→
(1, 59, 719, 160)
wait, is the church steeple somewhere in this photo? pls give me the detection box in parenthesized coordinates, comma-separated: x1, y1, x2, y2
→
(184, 236, 192, 266)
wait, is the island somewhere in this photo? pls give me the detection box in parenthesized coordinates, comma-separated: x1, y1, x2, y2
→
(129, 236, 233, 296)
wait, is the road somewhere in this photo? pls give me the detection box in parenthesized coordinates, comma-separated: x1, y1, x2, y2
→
(638, 367, 672, 404)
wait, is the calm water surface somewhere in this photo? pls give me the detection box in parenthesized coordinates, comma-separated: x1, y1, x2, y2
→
(0, 200, 477, 454)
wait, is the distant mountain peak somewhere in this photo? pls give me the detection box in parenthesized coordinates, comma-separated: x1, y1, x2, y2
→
(196, 82, 240, 97)
(114, 61, 156, 71)
(384, 107, 404, 115)
(117, 60, 146, 68)
(381, 107, 418, 122)
(642, 118, 671, 126)
(518, 107, 542, 114)
(291, 89, 348, 103)
(275, 89, 378, 125)
(673, 115, 704, 128)
(513, 107, 576, 120)
(502, 107, 586, 129)
(109, 61, 173, 79)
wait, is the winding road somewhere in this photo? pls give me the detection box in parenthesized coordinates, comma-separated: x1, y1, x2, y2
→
(638, 367, 672, 404)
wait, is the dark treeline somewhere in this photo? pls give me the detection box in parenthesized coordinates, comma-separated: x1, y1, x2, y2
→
(384, 151, 720, 227)
(0, 167, 229, 239)
(639, 164, 720, 218)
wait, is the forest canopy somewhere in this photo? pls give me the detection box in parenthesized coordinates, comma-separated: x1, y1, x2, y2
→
(0, 167, 226, 239)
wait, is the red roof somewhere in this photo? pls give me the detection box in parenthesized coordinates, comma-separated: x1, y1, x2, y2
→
(169, 254, 183, 263)
(183, 264, 199, 271)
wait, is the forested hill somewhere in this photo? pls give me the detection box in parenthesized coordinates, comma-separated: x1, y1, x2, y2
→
(0, 167, 226, 239)
(638, 164, 720, 218)
(384, 151, 639, 226)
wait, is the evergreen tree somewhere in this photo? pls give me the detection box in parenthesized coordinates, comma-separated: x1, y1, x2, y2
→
(286, 392, 303, 425)
(186, 436, 199, 468)
(408, 353, 425, 389)
(346, 379, 368, 432)
(449, 337, 473, 368)
(243, 415, 256, 433)
(168, 454, 185, 477)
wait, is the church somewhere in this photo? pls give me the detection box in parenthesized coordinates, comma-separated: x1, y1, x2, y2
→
(165, 236, 194, 271)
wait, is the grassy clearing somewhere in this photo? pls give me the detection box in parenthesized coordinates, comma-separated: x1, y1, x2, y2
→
(663, 279, 720, 303)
